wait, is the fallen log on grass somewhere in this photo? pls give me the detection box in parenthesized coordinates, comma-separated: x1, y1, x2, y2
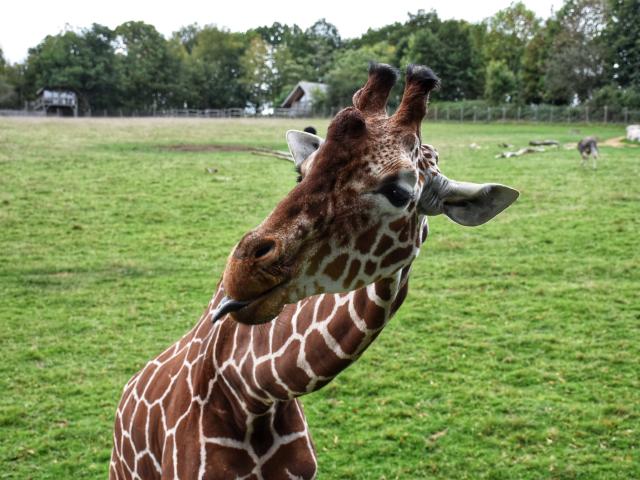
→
(250, 149, 293, 162)
(529, 140, 559, 146)
(496, 146, 546, 158)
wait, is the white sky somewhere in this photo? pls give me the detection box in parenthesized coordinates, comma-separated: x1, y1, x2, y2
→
(1, 0, 559, 63)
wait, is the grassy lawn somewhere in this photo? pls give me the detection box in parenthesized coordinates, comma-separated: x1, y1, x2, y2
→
(0, 117, 638, 479)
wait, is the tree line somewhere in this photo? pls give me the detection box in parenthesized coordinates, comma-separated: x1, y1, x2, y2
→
(0, 0, 638, 114)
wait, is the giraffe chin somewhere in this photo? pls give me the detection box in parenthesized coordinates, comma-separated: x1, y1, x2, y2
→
(227, 283, 290, 325)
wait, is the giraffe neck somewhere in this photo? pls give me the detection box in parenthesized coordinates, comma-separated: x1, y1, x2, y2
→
(190, 263, 412, 417)
(109, 262, 413, 478)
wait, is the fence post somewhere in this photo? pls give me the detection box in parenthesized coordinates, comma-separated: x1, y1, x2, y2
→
(549, 108, 553, 123)
(517, 106, 521, 121)
(487, 107, 491, 121)
(502, 106, 506, 122)
(604, 105, 608, 124)
(446, 107, 450, 121)
(473, 106, 477, 123)
(624, 108, 628, 124)
(460, 106, 464, 122)
(534, 106, 538, 122)
(585, 106, 589, 123)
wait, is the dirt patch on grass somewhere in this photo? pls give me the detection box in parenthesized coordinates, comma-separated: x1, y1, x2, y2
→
(600, 136, 639, 147)
(564, 136, 639, 149)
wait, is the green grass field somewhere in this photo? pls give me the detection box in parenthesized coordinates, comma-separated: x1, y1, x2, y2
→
(1, 117, 638, 479)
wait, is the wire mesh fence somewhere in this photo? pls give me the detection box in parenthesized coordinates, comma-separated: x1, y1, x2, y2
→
(426, 104, 640, 124)
(2, 104, 639, 123)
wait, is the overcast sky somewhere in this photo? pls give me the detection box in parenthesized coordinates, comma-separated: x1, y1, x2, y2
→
(1, 0, 559, 63)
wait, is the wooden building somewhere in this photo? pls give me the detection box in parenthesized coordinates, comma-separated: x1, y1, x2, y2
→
(33, 88, 78, 116)
(279, 81, 327, 117)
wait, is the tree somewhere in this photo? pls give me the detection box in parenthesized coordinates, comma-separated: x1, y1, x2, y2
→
(114, 21, 181, 111)
(189, 26, 249, 108)
(25, 30, 87, 103)
(172, 24, 200, 55)
(239, 35, 272, 111)
(269, 42, 309, 107)
(0, 47, 14, 106)
(24, 24, 120, 111)
(603, 0, 640, 88)
(80, 24, 120, 110)
(521, 22, 555, 104)
(351, 10, 441, 67)
(303, 19, 342, 81)
(544, 0, 607, 103)
(484, 60, 517, 104)
(483, 2, 540, 74)
(403, 19, 483, 100)
(324, 43, 395, 109)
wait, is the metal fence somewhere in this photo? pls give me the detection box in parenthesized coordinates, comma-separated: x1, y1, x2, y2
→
(426, 104, 640, 124)
(2, 104, 639, 123)
(0, 109, 45, 117)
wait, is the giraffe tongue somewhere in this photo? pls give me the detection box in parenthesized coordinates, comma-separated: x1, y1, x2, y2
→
(211, 296, 250, 323)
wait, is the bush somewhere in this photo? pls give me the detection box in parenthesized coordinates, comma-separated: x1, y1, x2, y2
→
(587, 85, 640, 110)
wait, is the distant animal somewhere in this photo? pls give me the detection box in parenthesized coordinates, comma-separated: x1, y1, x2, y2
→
(303, 126, 317, 135)
(577, 136, 599, 169)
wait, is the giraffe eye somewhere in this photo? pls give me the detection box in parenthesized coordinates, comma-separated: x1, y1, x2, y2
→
(377, 184, 412, 208)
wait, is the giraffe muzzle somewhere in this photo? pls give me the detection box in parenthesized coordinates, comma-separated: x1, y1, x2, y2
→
(211, 296, 250, 322)
(212, 278, 291, 324)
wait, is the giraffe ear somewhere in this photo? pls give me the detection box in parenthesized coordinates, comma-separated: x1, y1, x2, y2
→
(420, 175, 519, 226)
(286, 130, 324, 171)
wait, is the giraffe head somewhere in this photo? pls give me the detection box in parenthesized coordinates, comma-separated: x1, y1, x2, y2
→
(214, 63, 518, 324)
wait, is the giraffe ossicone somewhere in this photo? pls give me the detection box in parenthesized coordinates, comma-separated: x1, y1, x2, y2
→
(111, 62, 519, 479)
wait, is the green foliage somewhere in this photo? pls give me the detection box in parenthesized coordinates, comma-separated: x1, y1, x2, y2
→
(0, 76, 13, 106)
(114, 21, 180, 111)
(352, 9, 441, 66)
(484, 60, 517, 104)
(24, 24, 120, 111)
(604, 0, 640, 88)
(521, 24, 553, 104)
(239, 35, 271, 110)
(303, 19, 342, 81)
(482, 1, 540, 75)
(403, 19, 483, 101)
(587, 84, 640, 109)
(0, 118, 638, 478)
(544, 0, 607, 104)
(3, 0, 640, 112)
(324, 43, 395, 109)
(187, 26, 249, 109)
(0, 63, 27, 108)
(0, 47, 14, 106)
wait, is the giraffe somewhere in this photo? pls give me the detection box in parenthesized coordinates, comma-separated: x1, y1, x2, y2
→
(110, 63, 519, 480)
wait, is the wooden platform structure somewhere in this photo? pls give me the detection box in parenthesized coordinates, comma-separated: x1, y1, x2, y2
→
(32, 88, 78, 116)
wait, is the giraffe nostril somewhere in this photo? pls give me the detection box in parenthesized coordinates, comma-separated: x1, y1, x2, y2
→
(254, 239, 276, 260)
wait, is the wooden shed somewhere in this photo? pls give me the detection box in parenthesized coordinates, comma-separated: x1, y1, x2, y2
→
(280, 81, 327, 116)
(33, 88, 78, 116)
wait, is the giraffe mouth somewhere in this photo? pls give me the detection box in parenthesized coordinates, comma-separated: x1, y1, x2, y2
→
(211, 297, 250, 322)
(211, 281, 289, 324)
